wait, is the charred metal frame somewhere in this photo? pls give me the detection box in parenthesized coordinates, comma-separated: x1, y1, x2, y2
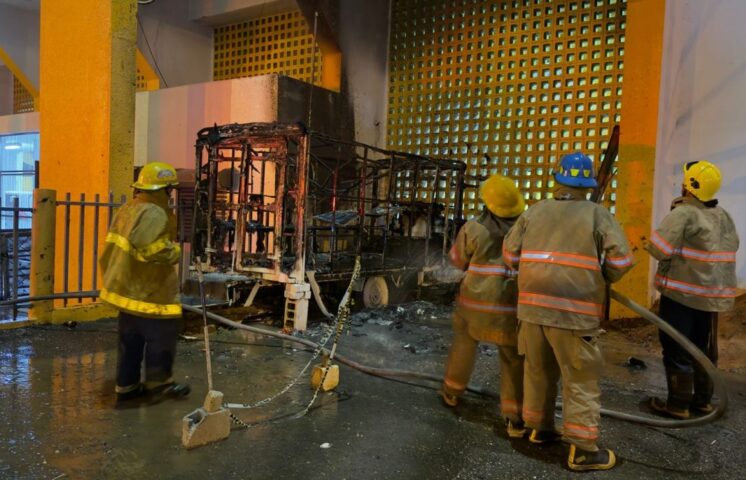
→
(191, 122, 466, 299)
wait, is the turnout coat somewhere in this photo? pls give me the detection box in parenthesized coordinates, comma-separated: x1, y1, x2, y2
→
(647, 196, 739, 312)
(449, 210, 519, 345)
(502, 187, 633, 330)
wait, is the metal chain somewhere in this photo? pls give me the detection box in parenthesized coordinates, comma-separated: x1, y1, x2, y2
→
(293, 257, 360, 418)
(225, 320, 336, 410)
(229, 412, 254, 429)
(229, 257, 361, 427)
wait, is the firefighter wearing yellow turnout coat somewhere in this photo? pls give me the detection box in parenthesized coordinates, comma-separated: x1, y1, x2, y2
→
(503, 152, 633, 472)
(100, 162, 190, 405)
(646, 160, 739, 420)
(440, 174, 527, 437)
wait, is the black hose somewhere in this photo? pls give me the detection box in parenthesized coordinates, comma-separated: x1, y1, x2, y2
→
(185, 289, 727, 428)
(602, 289, 727, 427)
(10, 291, 726, 427)
(176, 307, 505, 402)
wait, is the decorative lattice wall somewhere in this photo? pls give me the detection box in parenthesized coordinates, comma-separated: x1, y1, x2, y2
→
(136, 67, 148, 91)
(12, 76, 34, 114)
(213, 10, 322, 85)
(388, 0, 626, 217)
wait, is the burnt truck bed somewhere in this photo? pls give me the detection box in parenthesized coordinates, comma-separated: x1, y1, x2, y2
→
(188, 122, 466, 330)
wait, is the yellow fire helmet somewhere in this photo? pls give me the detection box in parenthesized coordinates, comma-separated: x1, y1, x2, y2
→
(683, 160, 721, 202)
(479, 174, 525, 218)
(132, 162, 180, 191)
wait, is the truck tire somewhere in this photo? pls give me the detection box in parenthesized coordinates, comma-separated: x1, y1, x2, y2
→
(362, 276, 389, 309)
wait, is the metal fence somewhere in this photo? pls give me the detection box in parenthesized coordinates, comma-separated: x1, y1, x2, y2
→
(0, 198, 34, 321)
(0, 189, 191, 326)
(56, 193, 127, 306)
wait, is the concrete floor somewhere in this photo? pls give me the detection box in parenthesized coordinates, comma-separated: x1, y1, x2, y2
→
(1, 302, 745, 479)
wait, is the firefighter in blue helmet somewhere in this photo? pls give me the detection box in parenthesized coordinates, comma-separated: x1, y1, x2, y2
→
(503, 152, 633, 471)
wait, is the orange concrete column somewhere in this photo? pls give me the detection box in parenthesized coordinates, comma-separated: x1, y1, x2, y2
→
(39, 0, 137, 300)
(613, 0, 666, 317)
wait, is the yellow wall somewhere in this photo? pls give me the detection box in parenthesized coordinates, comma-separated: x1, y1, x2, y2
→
(39, 0, 137, 299)
(614, 0, 666, 315)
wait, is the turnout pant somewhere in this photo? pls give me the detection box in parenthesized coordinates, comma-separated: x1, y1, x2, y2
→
(442, 313, 524, 423)
(116, 311, 181, 394)
(658, 295, 716, 409)
(518, 322, 603, 451)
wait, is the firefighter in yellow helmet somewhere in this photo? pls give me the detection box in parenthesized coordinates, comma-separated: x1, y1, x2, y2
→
(99, 162, 190, 406)
(646, 161, 739, 419)
(503, 152, 633, 471)
(440, 174, 527, 438)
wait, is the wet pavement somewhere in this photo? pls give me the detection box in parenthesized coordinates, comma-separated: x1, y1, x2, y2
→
(1, 302, 745, 479)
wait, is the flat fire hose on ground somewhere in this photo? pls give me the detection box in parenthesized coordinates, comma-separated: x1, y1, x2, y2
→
(182, 288, 727, 429)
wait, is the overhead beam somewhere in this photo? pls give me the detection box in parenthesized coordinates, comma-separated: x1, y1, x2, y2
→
(0, 46, 39, 110)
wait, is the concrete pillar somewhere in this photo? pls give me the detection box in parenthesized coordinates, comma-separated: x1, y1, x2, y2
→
(29, 189, 55, 321)
(39, 0, 137, 298)
(613, 0, 666, 316)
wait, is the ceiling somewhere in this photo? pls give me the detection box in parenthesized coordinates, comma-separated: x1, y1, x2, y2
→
(0, 0, 39, 11)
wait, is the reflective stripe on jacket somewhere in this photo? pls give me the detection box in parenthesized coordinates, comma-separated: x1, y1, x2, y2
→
(646, 196, 739, 312)
(502, 186, 633, 330)
(449, 210, 519, 345)
(99, 191, 182, 318)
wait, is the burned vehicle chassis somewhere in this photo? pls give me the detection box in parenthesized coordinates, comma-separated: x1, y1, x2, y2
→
(190, 122, 466, 330)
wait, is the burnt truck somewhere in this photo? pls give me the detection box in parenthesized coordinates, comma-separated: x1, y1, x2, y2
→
(187, 122, 467, 330)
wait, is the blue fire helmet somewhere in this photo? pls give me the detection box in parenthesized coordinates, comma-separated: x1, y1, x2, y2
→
(554, 152, 597, 188)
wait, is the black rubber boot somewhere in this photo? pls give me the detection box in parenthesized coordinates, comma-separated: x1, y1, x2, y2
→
(115, 384, 147, 408)
(692, 364, 714, 414)
(148, 383, 191, 404)
(567, 444, 616, 471)
(651, 371, 692, 419)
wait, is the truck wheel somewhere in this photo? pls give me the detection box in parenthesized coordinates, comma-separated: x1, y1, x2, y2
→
(362, 276, 389, 309)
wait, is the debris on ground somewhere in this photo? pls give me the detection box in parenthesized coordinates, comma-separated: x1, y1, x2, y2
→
(604, 293, 746, 374)
(624, 356, 647, 370)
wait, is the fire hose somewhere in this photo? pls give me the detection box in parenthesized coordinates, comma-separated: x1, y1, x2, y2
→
(183, 287, 727, 428)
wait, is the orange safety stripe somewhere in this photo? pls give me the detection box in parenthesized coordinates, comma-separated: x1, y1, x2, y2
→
(522, 407, 545, 422)
(650, 231, 674, 255)
(605, 253, 634, 268)
(519, 292, 602, 317)
(520, 250, 601, 271)
(502, 246, 520, 266)
(467, 263, 515, 276)
(564, 422, 599, 440)
(677, 246, 736, 263)
(655, 275, 737, 298)
(457, 295, 517, 314)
